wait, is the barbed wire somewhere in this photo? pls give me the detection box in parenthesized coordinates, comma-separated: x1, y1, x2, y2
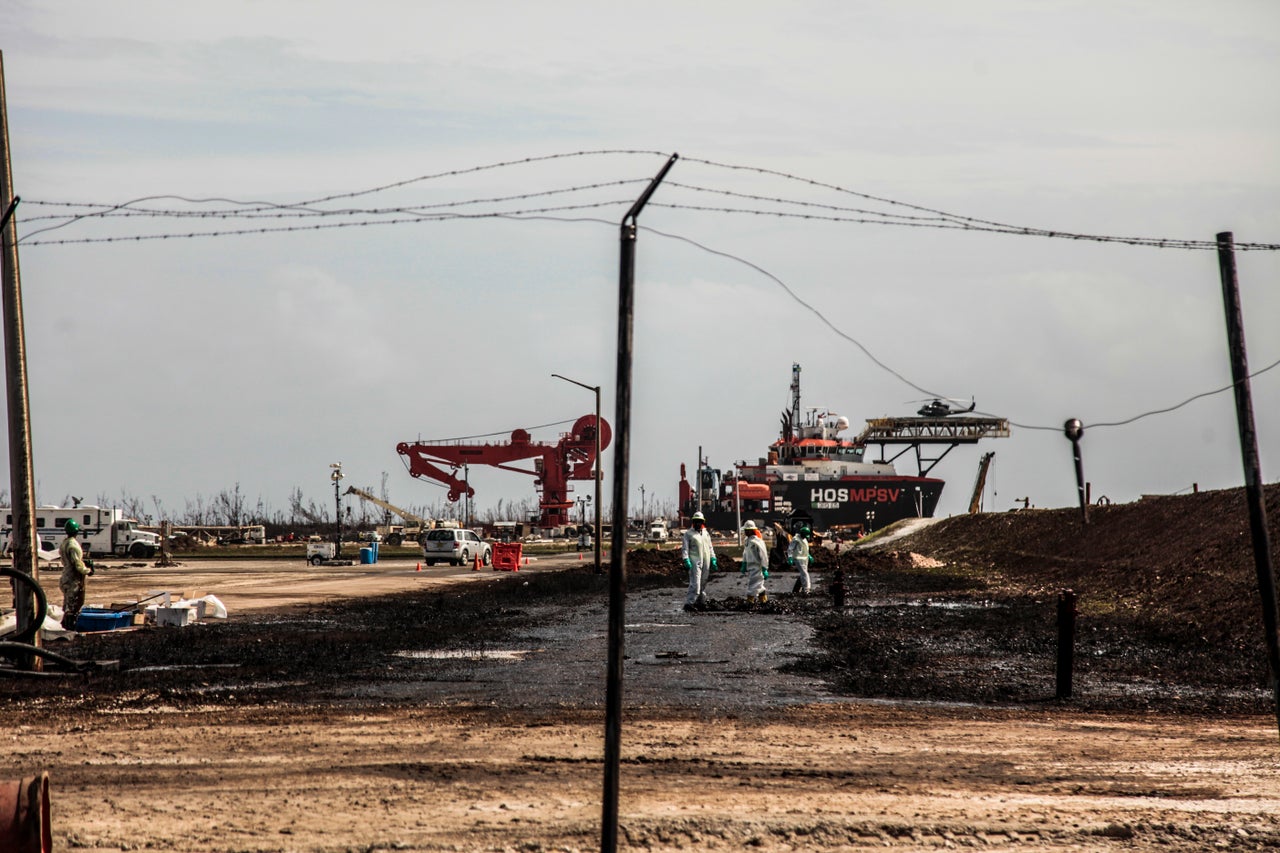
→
(19, 201, 635, 245)
(18, 149, 1280, 250)
(19, 178, 650, 224)
(679, 156, 1280, 251)
(11, 151, 1280, 440)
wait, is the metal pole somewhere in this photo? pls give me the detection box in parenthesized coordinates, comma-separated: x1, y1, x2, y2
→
(1216, 231, 1280, 740)
(603, 152, 677, 853)
(734, 465, 742, 546)
(594, 383, 602, 574)
(551, 373, 605, 574)
(330, 463, 343, 557)
(1064, 419, 1089, 525)
(0, 51, 41, 671)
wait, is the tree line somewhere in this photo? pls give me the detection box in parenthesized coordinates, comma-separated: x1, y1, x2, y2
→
(1, 483, 679, 536)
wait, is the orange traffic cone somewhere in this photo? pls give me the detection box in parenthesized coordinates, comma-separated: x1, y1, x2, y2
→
(416, 563, 421, 572)
(472, 553, 481, 571)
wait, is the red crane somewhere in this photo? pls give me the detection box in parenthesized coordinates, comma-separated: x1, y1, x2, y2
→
(396, 414, 611, 528)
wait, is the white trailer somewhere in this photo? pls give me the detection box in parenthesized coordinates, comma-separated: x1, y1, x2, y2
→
(2, 504, 162, 560)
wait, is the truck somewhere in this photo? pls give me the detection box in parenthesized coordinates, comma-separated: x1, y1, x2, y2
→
(2, 504, 162, 559)
(646, 519, 670, 542)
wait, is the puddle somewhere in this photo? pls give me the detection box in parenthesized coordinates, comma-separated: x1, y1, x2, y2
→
(395, 649, 534, 661)
(857, 599, 1005, 610)
(130, 663, 242, 672)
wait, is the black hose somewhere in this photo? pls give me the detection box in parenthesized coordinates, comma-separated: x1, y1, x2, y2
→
(0, 641, 93, 671)
(1, 567, 48, 645)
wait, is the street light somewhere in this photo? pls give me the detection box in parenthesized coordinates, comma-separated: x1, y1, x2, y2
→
(551, 373, 603, 574)
(865, 509, 875, 534)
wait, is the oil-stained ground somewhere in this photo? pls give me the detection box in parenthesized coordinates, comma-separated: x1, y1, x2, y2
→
(3, 483, 1279, 851)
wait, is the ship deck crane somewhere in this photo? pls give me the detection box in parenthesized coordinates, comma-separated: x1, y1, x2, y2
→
(344, 486, 433, 545)
(396, 414, 611, 529)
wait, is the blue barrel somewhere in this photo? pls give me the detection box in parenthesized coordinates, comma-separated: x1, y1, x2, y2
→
(359, 547, 374, 565)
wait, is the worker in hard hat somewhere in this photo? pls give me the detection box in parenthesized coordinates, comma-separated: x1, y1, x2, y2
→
(681, 511, 717, 612)
(58, 519, 95, 630)
(739, 520, 769, 604)
(787, 525, 813, 595)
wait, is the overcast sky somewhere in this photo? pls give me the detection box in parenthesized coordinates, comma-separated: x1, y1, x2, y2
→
(2, 1, 1278, 525)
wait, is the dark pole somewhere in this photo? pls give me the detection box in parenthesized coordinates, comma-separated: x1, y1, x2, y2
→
(1216, 231, 1280, 740)
(1064, 419, 1089, 525)
(602, 152, 677, 853)
(330, 463, 343, 557)
(0, 51, 41, 671)
(1056, 589, 1077, 699)
(551, 373, 605, 575)
(594, 383, 602, 575)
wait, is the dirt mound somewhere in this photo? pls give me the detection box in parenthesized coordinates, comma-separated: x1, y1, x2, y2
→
(790, 483, 1280, 712)
(881, 483, 1280, 655)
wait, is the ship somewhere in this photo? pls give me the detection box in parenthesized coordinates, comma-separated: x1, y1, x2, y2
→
(678, 364, 1010, 535)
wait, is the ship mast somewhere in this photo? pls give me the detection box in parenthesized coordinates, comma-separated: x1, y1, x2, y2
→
(789, 363, 802, 439)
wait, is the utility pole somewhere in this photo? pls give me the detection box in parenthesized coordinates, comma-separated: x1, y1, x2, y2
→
(1216, 231, 1280, 740)
(0, 51, 41, 671)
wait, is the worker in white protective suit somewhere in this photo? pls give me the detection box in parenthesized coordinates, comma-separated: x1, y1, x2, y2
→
(739, 520, 769, 603)
(787, 525, 813, 595)
(681, 511, 717, 612)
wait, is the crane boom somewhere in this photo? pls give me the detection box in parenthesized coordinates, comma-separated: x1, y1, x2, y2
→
(397, 414, 611, 529)
(344, 486, 431, 528)
(345, 486, 434, 544)
(968, 452, 995, 514)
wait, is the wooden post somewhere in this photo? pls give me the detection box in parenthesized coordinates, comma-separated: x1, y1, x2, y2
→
(1216, 231, 1280, 740)
(0, 51, 42, 670)
(1056, 590, 1077, 699)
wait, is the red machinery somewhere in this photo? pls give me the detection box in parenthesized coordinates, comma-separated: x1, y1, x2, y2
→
(396, 414, 611, 528)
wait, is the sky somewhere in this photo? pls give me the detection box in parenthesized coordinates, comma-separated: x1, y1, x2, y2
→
(1, 0, 1278, 526)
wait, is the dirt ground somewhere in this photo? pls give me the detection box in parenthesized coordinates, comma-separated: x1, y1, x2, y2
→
(5, 487, 1280, 852)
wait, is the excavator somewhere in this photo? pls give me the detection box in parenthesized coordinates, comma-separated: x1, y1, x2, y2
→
(344, 486, 434, 546)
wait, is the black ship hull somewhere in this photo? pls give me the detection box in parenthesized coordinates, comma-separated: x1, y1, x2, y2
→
(694, 476, 944, 535)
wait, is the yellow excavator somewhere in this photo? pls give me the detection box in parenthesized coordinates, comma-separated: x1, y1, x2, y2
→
(344, 486, 434, 545)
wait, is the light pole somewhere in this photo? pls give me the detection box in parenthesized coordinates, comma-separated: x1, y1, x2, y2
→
(551, 372, 603, 574)
(330, 462, 344, 556)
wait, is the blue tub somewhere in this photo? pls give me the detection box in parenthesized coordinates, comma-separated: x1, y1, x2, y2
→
(74, 608, 133, 632)
(359, 547, 375, 565)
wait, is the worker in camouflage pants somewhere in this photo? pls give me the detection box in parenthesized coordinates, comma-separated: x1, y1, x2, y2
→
(59, 519, 94, 630)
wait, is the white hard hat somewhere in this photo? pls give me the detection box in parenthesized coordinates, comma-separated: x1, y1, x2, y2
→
(741, 520, 757, 531)
(691, 512, 706, 522)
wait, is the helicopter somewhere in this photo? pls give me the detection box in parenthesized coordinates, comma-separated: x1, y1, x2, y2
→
(912, 397, 976, 417)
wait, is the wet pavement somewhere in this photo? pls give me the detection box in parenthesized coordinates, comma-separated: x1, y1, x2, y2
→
(346, 569, 832, 712)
